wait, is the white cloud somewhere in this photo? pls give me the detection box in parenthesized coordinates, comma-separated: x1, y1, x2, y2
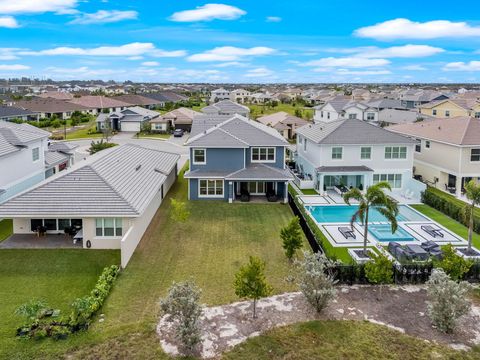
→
(44, 66, 126, 79)
(0, 16, 19, 28)
(356, 45, 444, 58)
(442, 61, 480, 71)
(0, 48, 20, 60)
(0, 64, 30, 70)
(187, 46, 275, 62)
(213, 61, 249, 68)
(141, 61, 159, 67)
(244, 67, 274, 78)
(0, 0, 78, 14)
(69, 10, 138, 24)
(355, 18, 480, 40)
(266, 16, 281, 22)
(19, 43, 186, 58)
(402, 65, 427, 71)
(333, 69, 391, 75)
(303, 57, 390, 68)
(170, 4, 245, 22)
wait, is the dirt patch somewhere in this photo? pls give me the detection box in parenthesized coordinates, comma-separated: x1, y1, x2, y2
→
(156, 285, 480, 358)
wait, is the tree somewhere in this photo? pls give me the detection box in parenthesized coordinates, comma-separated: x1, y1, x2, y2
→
(170, 199, 190, 223)
(434, 244, 472, 281)
(426, 269, 471, 333)
(343, 182, 398, 256)
(233, 256, 272, 318)
(296, 251, 337, 313)
(281, 216, 303, 260)
(294, 108, 303, 118)
(102, 118, 113, 142)
(462, 179, 480, 255)
(364, 253, 393, 299)
(160, 280, 203, 354)
(70, 117, 79, 128)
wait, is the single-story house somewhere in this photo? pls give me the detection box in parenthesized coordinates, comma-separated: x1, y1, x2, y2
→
(0, 106, 40, 122)
(96, 106, 161, 132)
(257, 111, 308, 139)
(0, 144, 180, 267)
(160, 107, 202, 132)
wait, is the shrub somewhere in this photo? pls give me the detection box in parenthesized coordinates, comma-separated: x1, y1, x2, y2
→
(15, 299, 49, 322)
(160, 280, 203, 354)
(281, 216, 303, 260)
(426, 269, 471, 333)
(89, 140, 117, 154)
(364, 253, 394, 285)
(296, 251, 337, 313)
(433, 244, 472, 280)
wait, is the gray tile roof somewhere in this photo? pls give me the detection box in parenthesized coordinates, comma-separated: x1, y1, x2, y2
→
(201, 100, 250, 115)
(0, 136, 19, 157)
(0, 106, 37, 118)
(225, 164, 293, 180)
(44, 151, 69, 167)
(296, 119, 416, 145)
(0, 144, 180, 217)
(189, 115, 232, 137)
(184, 169, 235, 178)
(187, 115, 288, 147)
(48, 141, 78, 153)
(0, 120, 49, 157)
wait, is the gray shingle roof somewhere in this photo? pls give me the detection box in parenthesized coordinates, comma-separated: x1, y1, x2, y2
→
(296, 119, 416, 145)
(0, 144, 180, 217)
(225, 164, 293, 180)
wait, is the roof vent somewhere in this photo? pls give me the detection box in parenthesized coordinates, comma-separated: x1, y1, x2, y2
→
(154, 167, 168, 175)
(135, 164, 142, 171)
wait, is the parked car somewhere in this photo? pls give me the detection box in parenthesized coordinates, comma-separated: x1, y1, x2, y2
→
(173, 129, 184, 137)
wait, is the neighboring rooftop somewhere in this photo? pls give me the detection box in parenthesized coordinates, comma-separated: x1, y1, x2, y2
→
(202, 100, 250, 115)
(162, 107, 201, 124)
(0, 106, 38, 118)
(0, 120, 50, 157)
(142, 91, 188, 103)
(257, 111, 308, 127)
(69, 95, 130, 109)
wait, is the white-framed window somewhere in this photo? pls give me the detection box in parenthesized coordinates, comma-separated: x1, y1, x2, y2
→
(415, 139, 422, 153)
(366, 112, 375, 121)
(32, 147, 39, 162)
(193, 149, 206, 165)
(320, 111, 324, 118)
(360, 147, 371, 160)
(248, 181, 265, 195)
(425, 140, 431, 149)
(432, 109, 437, 116)
(331, 147, 343, 160)
(475, 112, 480, 119)
(373, 173, 402, 189)
(385, 146, 407, 159)
(298, 136, 303, 144)
(154, 123, 164, 130)
(445, 110, 450, 117)
(251, 147, 275, 162)
(327, 112, 330, 119)
(471, 149, 480, 162)
(199, 179, 224, 197)
(95, 218, 123, 237)
(348, 113, 357, 119)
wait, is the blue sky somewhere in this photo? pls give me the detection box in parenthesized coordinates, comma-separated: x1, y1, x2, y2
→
(1, 0, 480, 83)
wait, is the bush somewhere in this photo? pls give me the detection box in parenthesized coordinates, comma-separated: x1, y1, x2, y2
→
(89, 140, 117, 155)
(296, 251, 337, 313)
(433, 244, 472, 280)
(426, 269, 471, 333)
(49, 135, 64, 140)
(365, 253, 394, 285)
(281, 216, 303, 260)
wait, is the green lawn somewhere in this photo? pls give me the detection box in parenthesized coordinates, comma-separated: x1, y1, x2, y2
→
(223, 320, 477, 360)
(426, 186, 480, 218)
(0, 249, 120, 359)
(0, 219, 12, 242)
(247, 103, 314, 120)
(300, 188, 318, 195)
(412, 204, 477, 246)
(63, 122, 103, 140)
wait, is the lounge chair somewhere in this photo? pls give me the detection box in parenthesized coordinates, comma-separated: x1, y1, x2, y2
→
(420, 240, 440, 252)
(421, 225, 444, 238)
(406, 244, 429, 261)
(388, 241, 402, 257)
(338, 227, 356, 239)
(395, 247, 413, 262)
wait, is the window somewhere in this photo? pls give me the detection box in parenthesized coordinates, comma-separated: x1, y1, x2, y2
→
(193, 149, 206, 164)
(248, 181, 265, 194)
(327, 112, 330, 119)
(348, 113, 357, 119)
(366, 112, 375, 121)
(298, 136, 303, 144)
(360, 147, 371, 159)
(32, 147, 39, 162)
(95, 218, 123, 237)
(432, 109, 437, 116)
(425, 140, 431, 149)
(331, 147, 343, 160)
(320, 111, 324, 118)
(58, 219, 71, 230)
(475, 112, 480, 119)
(471, 149, 480, 162)
(199, 179, 224, 197)
(304, 138, 307, 152)
(373, 174, 402, 189)
(251, 147, 275, 162)
(415, 139, 421, 153)
(445, 110, 450, 117)
(154, 124, 164, 130)
(385, 146, 407, 159)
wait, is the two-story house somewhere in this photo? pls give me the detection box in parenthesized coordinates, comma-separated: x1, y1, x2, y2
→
(230, 89, 251, 103)
(388, 116, 480, 198)
(295, 119, 424, 199)
(184, 114, 292, 203)
(209, 88, 230, 103)
(419, 99, 480, 119)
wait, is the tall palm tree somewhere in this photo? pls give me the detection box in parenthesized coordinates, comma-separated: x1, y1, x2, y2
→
(463, 179, 480, 254)
(343, 181, 399, 256)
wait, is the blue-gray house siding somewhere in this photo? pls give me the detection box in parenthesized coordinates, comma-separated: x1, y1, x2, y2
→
(189, 148, 244, 172)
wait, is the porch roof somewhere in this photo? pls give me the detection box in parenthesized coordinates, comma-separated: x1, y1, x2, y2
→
(316, 165, 373, 173)
(226, 164, 293, 181)
(184, 169, 234, 178)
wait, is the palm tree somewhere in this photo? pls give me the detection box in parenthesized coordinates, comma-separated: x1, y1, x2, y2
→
(343, 181, 399, 256)
(463, 179, 480, 254)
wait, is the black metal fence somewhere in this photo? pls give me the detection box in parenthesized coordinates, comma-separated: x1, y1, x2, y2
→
(288, 193, 321, 253)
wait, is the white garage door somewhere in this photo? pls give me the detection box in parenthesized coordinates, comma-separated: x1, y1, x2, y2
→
(120, 122, 140, 132)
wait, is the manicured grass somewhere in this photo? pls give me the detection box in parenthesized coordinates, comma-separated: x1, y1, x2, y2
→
(223, 320, 477, 360)
(64, 123, 103, 140)
(300, 188, 318, 195)
(248, 103, 314, 120)
(412, 204, 478, 247)
(0, 219, 12, 242)
(0, 249, 120, 359)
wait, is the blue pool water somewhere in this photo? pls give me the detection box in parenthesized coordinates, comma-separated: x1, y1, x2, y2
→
(368, 224, 415, 242)
(306, 205, 427, 224)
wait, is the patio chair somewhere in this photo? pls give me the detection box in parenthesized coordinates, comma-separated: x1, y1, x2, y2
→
(421, 225, 444, 238)
(395, 247, 413, 262)
(338, 227, 356, 240)
(388, 242, 402, 258)
(406, 244, 429, 261)
(420, 240, 440, 252)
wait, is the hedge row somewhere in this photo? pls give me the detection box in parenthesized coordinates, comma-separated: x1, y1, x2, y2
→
(421, 187, 480, 234)
(16, 265, 120, 340)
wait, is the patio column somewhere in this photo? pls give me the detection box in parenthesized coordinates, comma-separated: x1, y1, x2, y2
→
(228, 181, 233, 203)
(283, 181, 288, 203)
(455, 176, 462, 198)
(319, 174, 324, 195)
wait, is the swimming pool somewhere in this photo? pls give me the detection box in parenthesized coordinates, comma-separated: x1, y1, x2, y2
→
(306, 205, 427, 224)
(368, 224, 415, 242)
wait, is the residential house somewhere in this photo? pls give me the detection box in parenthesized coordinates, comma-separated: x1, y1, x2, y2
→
(314, 98, 373, 122)
(419, 99, 480, 119)
(112, 94, 163, 109)
(159, 107, 201, 132)
(36, 91, 74, 101)
(0, 144, 180, 267)
(45, 142, 78, 178)
(209, 88, 230, 103)
(250, 92, 273, 104)
(388, 117, 480, 198)
(184, 114, 292, 203)
(257, 111, 308, 139)
(295, 119, 424, 199)
(69, 96, 130, 115)
(201, 100, 250, 117)
(96, 106, 160, 132)
(230, 89, 251, 103)
(141, 91, 188, 108)
(0, 106, 39, 122)
(14, 99, 90, 119)
(397, 89, 448, 109)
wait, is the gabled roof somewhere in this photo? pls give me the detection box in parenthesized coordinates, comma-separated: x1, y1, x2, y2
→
(162, 107, 201, 124)
(0, 106, 37, 118)
(44, 151, 69, 167)
(420, 98, 479, 110)
(48, 141, 78, 154)
(202, 100, 250, 115)
(0, 120, 49, 146)
(296, 118, 416, 145)
(142, 92, 188, 103)
(112, 94, 161, 106)
(69, 96, 130, 109)
(388, 117, 480, 146)
(14, 99, 90, 113)
(257, 111, 308, 127)
(0, 144, 180, 217)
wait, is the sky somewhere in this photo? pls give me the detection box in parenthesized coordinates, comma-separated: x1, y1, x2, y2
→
(1, 0, 480, 83)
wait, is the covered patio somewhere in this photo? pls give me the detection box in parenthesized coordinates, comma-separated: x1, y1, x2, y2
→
(0, 233, 82, 249)
(316, 165, 374, 195)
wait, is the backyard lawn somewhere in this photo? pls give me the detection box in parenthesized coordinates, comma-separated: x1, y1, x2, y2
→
(0, 219, 12, 242)
(247, 103, 314, 120)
